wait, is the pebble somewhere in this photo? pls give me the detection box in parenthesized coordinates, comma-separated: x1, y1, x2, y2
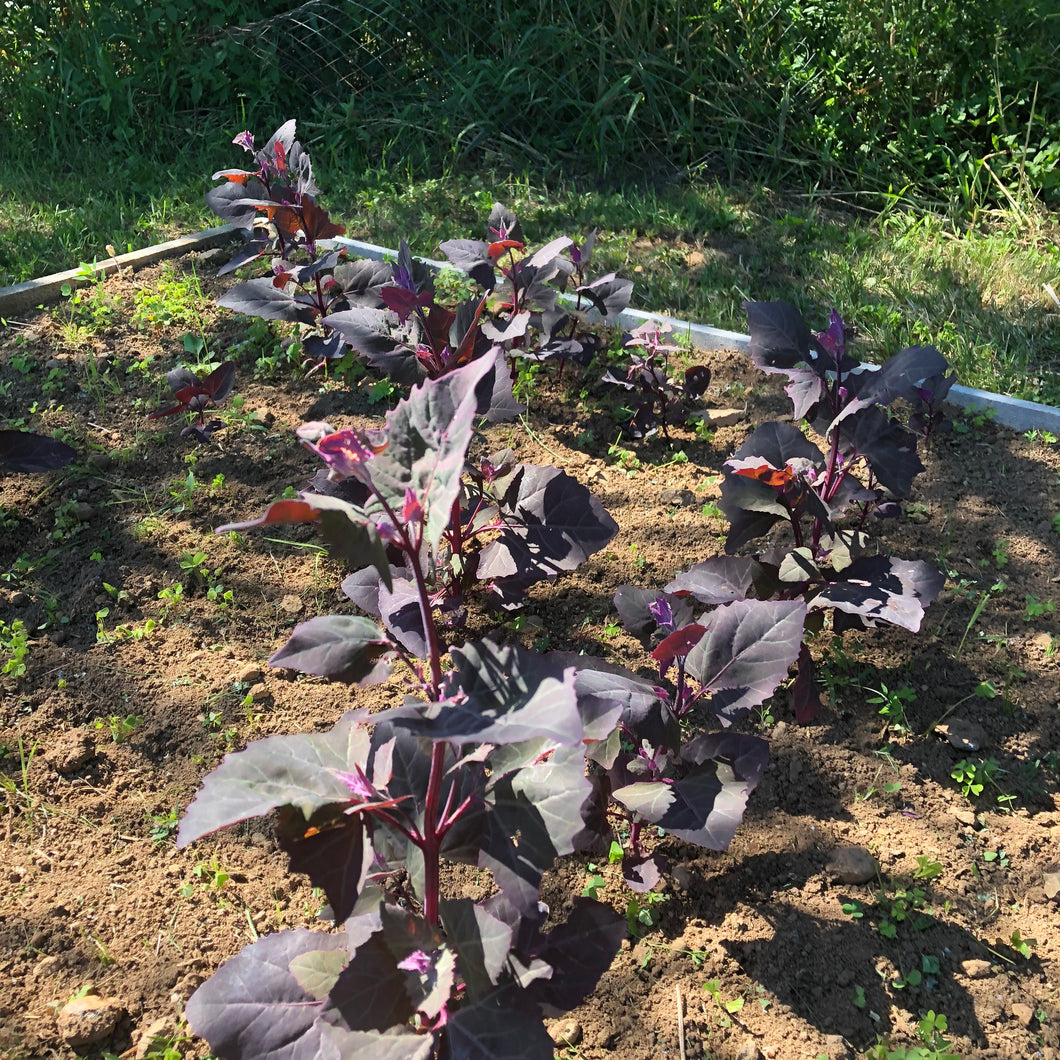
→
(693, 407, 747, 427)
(950, 808, 977, 826)
(671, 863, 693, 891)
(235, 664, 264, 685)
(56, 995, 124, 1047)
(73, 502, 95, 521)
(825, 846, 877, 885)
(960, 959, 993, 979)
(249, 682, 270, 702)
(548, 1020, 583, 1047)
(660, 488, 696, 507)
(11, 591, 29, 607)
(1011, 1002, 1035, 1026)
(279, 594, 304, 614)
(1043, 866, 1060, 901)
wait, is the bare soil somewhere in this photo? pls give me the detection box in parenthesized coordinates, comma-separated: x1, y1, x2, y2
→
(1, 253, 1059, 1060)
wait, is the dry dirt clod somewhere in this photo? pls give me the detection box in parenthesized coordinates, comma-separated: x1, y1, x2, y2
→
(55, 995, 124, 1047)
(660, 488, 696, 507)
(234, 663, 264, 685)
(548, 1020, 583, 1047)
(1043, 865, 1060, 900)
(825, 846, 877, 884)
(692, 407, 747, 427)
(279, 594, 304, 614)
(44, 731, 95, 774)
(1011, 1002, 1036, 1026)
(960, 959, 994, 979)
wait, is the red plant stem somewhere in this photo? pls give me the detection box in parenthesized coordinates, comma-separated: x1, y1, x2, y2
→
(421, 742, 447, 926)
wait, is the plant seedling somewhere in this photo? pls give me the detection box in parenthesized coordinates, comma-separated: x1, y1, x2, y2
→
(865, 682, 917, 734)
(702, 979, 745, 1028)
(147, 361, 236, 442)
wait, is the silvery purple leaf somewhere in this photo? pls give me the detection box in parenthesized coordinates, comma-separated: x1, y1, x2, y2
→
(684, 599, 807, 723)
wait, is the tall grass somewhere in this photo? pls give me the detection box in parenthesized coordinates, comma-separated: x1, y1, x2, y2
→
(2, 0, 1057, 208)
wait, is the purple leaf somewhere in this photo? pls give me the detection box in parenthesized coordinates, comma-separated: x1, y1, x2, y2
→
(613, 586, 695, 636)
(376, 640, 581, 748)
(481, 745, 591, 911)
(664, 556, 755, 604)
(275, 804, 373, 923)
(612, 732, 769, 850)
(372, 354, 497, 551)
(477, 465, 618, 584)
(178, 712, 372, 846)
(269, 615, 393, 683)
(332, 258, 392, 307)
(446, 991, 555, 1060)
(219, 277, 317, 326)
(438, 899, 514, 1002)
(684, 599, 807, 723)
(0, 430, 76, 473)
(526, 898, 625, 1014)
(811, 556, 944, 631)
(185, 929, 347, 1060)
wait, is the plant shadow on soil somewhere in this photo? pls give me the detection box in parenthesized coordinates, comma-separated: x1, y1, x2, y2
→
(1, 254, 1059, 1060)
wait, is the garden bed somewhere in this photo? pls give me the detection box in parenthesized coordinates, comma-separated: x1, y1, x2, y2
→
(1, 250, 1059, 1060)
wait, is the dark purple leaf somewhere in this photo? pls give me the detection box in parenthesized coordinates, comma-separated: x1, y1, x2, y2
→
(744, 300, 814, 372)
(372, 354, 497, 551)
(439, 238, 496, 290)
(481, 745, 591, 911)
(526, 898, 625, 1014)
(613, 586, 695, 636)
(446, 991, 555, 1060)
(838, 404, 924, 498)
(0, 430, 76, 473)
(185, 929, 347, 1060)
(178, 712, 372, 846)
(664, 556, 755, 604)
(612, 732, 769, 850)
(621, 855, 664, 893)
(684, 599, 807, 723)
(477, 465, 618, 585)
(574, 275, 634, 319)
(275, 804, 373, 922)
(218, 240, 269, 276)
(332, 258, 392, 307)
(811, 556, 944, 631)
(219, 278, 317, 326)
(439, 899, 514, 1002)
(377, 578, 428, 659)
(376, 640, 581, 748)
(269, 615, 393, 683)
(791, 643, 822, 723)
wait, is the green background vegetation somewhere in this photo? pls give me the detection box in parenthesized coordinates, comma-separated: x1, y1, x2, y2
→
(1, 0, 1058, 401)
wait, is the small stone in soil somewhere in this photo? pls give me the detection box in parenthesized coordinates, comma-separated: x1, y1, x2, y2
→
(691, 407, 747, 427)
(950, 808, 977, 826)
(960, 959, 993, 979)
(279, 594, 304, 614)
(56, 995, 124, 1047)
(660, 488, 696, 507)
(1011, 1002, 1035, 1026)
(548, 1020, 583, 1047)
(1043, 866, 1060, 900)
(235, 664, 264, 685)
(937, 717, 988, 751)
(825, 846, 877, 885)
